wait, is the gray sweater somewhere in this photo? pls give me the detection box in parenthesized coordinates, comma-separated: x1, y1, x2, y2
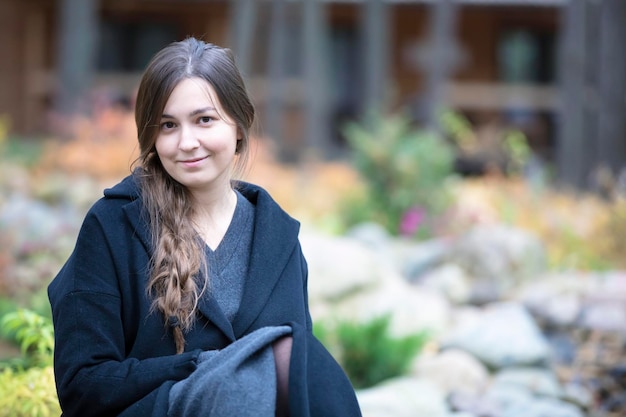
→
(168, 190, 291, 417)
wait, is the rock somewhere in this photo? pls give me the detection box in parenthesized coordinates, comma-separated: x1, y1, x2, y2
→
(448, 391, 500, 417)
(412, 348, 490, 396)
(345, 222, 392, 250)
(498, 397, 584, 417)
(394, 238, 451, 281)
(516, 272, 594, 327)
(332, 276, 451, 338)
(561, 382, 594, 409)
(419, 263, 472, 304)
(579, 301, 626, 332)
(445, 302, 551, 369)
(357, 377, 449, 417)
(301, 231, 381, 302)
(588, 271, 626, 303)
(580, 272, 626, 332)
(450, 224, 547, 297)
(484, 369, 583, 417)
(491, 367, 563, 398)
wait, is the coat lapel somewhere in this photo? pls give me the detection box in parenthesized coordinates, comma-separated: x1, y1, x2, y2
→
(123, 200, 237, 341)
(119, 178, 300, 342)
(196, 295, 236, 341)
(232, 183, 300, 337)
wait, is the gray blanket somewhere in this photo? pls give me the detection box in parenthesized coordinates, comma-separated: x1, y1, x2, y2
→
(168, 325, 292, 417)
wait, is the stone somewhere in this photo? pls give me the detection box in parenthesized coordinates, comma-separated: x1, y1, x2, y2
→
(393, 238, 451, 281)
(357, 377, 449, 417)
(515, 272, 594, 327)
(333, 276, 451, 338)
(450, 224, 547, 295)
(483, 383, 534, 412)
(412, 348, 490, 396)
(418, 263, 472, 304)
(444, 302, 551, 369)
(491, 367, 563, 398)
(345, 222, 392, 250)
(498, 397, 584, 417)
(300, 231, 382, 302)
(579, 301, 626, 332)
(448, 391, 499, 417)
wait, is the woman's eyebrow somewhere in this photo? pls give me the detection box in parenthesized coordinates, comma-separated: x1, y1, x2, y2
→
(161, 107, 216, 119)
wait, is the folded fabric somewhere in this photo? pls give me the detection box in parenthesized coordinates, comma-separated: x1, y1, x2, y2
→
(168, 325, 292, 417)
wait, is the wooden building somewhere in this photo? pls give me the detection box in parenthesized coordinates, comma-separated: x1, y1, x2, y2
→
(0, 0, 603, 173)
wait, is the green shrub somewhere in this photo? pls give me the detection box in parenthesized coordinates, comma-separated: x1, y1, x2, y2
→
(341, 113, 456, 237)
(0, 366, 60, 417)
(1, 309, 54, 369)
(0, 309, 60, 417)
(314, 315, 429, 389)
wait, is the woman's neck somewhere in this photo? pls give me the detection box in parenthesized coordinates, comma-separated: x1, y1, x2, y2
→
(190, 183, 238, 250)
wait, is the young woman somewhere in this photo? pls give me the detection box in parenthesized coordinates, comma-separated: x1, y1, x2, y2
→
(48, 37, 361, 417)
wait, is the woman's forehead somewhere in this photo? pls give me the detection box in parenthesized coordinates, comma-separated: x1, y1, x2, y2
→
(162, 77, 224, 115)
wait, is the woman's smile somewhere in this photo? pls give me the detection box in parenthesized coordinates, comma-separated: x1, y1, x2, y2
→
(180, 155, 210, 167)
(155, 77, 239, 195)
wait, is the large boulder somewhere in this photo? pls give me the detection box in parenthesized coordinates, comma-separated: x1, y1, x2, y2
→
(450, 224, 547, 301)
(330, 275, 452, 338)
(357, 377, 449, 417)
(444, 302, 551, 369)
(301, 231, 382, 303)
(411, 348, 490, 396)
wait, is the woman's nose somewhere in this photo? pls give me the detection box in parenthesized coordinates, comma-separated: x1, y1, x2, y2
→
(178, 125, 200, 151)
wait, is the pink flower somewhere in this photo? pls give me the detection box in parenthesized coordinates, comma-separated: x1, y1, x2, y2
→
(399, 206, 425, 237)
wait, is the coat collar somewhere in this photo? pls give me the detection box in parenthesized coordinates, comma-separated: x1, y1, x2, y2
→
(114, 175, 300, 341)
(231, 182, 301, 337)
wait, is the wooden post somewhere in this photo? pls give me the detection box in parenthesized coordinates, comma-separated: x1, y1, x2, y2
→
(597, 0, 626, 177)
(229, 0, 257, 77)
(361, 0, 390, 117)
(265, 0, 288, 159)
(302, 0, 330, 158)
(423, 0, 459, 134)
(556, 0, 587, 189)
(55, 0, 98, 117)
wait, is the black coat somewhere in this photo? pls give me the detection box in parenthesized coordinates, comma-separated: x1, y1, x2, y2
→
(48, 174, 361, 417)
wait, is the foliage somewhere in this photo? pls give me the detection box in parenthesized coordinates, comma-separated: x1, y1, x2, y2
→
(0, 366, 61, 417)
(0, 309, 59, 417)
(314, 315, 429, 389)
(451, 178, 619, 270)
(440, 108, 533, 176)
(1, 309, 54, 369)
(502, 129, 532, 175)
(0, 115, 44, 168)
(589, 196, 626, 270)
(341, 113, 456, 237)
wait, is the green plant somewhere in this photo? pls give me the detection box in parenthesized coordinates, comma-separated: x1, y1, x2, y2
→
(1, 309, 54, 369)
(314, 315, 429, 389)
(0, 309, 59, 417)
(503, 129, 531, 175)
(341, 113, 456, 237)
(0, 366, 61, 417)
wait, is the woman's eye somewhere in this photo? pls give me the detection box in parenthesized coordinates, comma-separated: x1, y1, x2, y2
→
(161, 121, 176, 130)
(199, 116, 213, 124)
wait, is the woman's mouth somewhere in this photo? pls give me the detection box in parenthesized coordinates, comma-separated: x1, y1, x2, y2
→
(180, 155, 209, 167)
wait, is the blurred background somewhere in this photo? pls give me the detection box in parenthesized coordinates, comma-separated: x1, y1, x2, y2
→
(1, 0, 624, 184)
(0, 0, 626, 416)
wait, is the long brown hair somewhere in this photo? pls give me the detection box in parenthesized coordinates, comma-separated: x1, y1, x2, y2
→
(134, 38, 255, 353)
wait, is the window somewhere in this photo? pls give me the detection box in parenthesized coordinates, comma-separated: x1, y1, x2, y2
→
(98, 19, 179, 72)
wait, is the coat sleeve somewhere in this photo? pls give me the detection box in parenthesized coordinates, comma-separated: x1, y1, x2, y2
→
(299, 243, 314, 331)
(288, 321, 362, 417)
(48, 208, 199, 417)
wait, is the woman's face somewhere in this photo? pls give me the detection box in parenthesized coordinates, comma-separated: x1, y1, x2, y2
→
(155, 77, 239, 195)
